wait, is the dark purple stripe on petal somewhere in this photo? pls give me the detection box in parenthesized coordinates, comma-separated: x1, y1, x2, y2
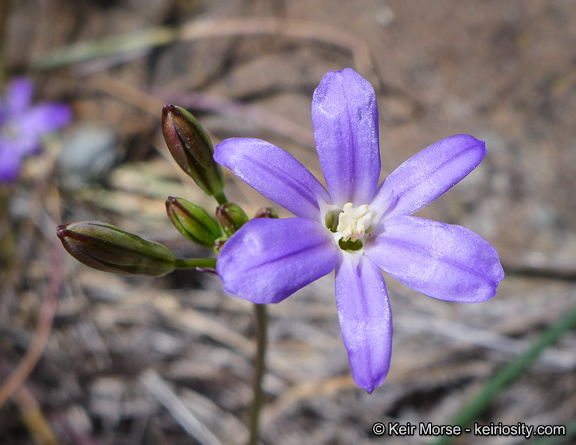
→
(335, 254, 392, 393)
(366, 216, 504, 303)
(371, 134, 486, 218)
(312, 68, 381, 206)
(216, 217, 339, 304)
(214, 138, 330, 219)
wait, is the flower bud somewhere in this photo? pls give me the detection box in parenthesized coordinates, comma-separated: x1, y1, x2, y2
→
(56, 221, 175, 276)
(213, 237, 227, 255)
(162, 104, 224, 197)
(215, 203, 249, 237)
(255, 207, 279, 219)
(166, 196, 221, 247)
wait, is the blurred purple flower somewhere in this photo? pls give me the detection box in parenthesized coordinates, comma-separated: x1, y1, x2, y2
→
(0, 77, 71, 182)
(214, 68, 504, 393)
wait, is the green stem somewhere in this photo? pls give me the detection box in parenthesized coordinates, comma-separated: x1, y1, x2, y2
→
(433, 303, 576, 445)
(174, 258, 216, 269)
(214, 191, 228, 206)
(248, 304, 268, 445)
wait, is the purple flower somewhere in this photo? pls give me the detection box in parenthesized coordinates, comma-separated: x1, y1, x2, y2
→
(0, 77, 72, 182)
(214, 68, 504, 393)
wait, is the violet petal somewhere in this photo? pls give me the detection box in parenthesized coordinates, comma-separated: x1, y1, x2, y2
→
(312, 68, 381, 206)
(20, 103, 72, 136)
(366, 216, 504, 302)
(335, 254, 392, 393)
(6, 78, 34, 114)
(0, 142, 23, 182)
(214, 138, 330, 219)
(370, 134, 486, 218)
(216, 217, 339, 304)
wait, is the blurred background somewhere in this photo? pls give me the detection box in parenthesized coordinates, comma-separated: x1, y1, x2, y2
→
(1, 0, 576, 444)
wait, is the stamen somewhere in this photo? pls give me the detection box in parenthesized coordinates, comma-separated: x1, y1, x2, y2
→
(336, 203, 374, 242)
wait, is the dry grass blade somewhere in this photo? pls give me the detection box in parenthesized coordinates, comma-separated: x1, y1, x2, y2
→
(397, 314, 576, 369)
(0, 243, 63, 408)
(12, 385, 61, 445)
(139, 369, 223, 445)
(34, 17, 376, 85)
(5, 1, 576, 443)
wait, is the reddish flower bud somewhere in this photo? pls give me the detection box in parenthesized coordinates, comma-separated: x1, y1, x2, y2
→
(215, 203, 249, 237)
(57, 221, 175, 276)
(255, 207, 279, 219)
(162, 104, 224, 197)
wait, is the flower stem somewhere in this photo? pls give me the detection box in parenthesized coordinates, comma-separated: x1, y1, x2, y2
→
(248, 303, 268, 445)
(433, 303, 576, 445)
(174, 258, 216, 269)
(214, 191, 228, 206)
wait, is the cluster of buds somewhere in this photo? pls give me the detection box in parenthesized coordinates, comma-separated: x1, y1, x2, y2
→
(57, 104, 263, 275)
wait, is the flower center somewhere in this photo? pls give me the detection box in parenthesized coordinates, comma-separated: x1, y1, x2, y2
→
(325, 202, 374, 251)
(337, 203, 373, 241)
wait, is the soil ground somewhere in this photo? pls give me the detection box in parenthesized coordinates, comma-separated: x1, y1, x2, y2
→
(2, 1, 576, 444)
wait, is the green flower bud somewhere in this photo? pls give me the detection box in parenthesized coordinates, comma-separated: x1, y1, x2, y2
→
(255, 207, 279, 219)
(215, 203, 249, 237)
(162, 104, 225, 198)
(166, 196, 221, 247)
(56, 221, 175, 276)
